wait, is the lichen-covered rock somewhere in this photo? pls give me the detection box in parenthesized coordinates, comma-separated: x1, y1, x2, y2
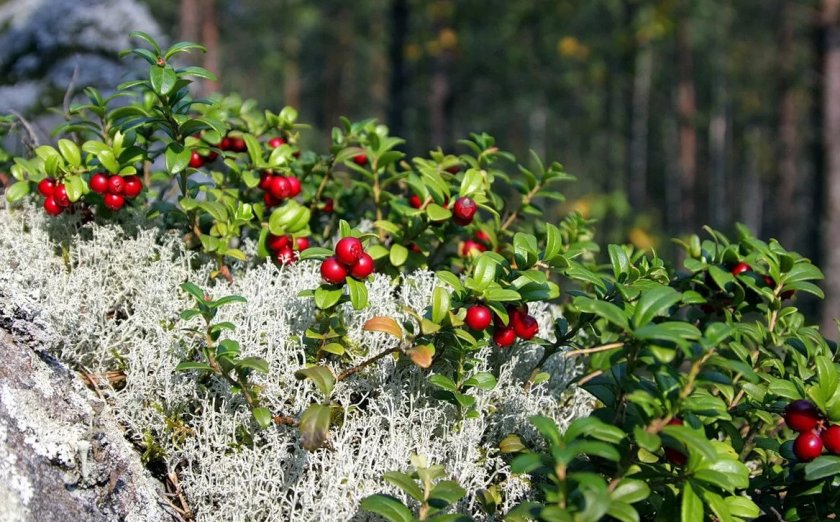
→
(0, 200, 593, 521)
(0, 329, 170, 522)
(0, 0, 163, 114)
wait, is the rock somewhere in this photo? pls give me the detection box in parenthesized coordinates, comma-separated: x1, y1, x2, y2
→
(0, 328, 171, 522)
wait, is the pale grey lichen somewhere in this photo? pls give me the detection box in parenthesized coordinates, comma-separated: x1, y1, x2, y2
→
(0, 198, 594, 521)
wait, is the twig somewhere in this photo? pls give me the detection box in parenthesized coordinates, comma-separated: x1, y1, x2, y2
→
(564, 342, 624, 358)
(337, 346, 404, 382)
(577, 369, 603, 386)
(63, 60, 80, 117)
(166, 471, 194, 520)
(9, 110, 39, 152)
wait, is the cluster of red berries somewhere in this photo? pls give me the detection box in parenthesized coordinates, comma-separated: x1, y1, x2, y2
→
(189, 149, 218, 169)
(37, 178, 73, 216)
(219, 134, 247, 153)
(730, 261, 795, 300)
(89, 173, 143, 211)
(463, 303, 539, 347)
(320, 237, 375, 285)
(267, 234, 310, 266)
(460, 230, 492, 257)
(258, 172, 302, 207)
(785, 399, 840, 461)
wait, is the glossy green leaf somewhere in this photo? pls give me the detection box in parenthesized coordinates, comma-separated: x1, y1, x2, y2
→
(346, 277, 369, 310)
(252, 407, 272, 429)
(360, 494, 413, 522)
(299, 403, 331, 451)
(294, 366, 335, 397)
(382, 471, 423, 501)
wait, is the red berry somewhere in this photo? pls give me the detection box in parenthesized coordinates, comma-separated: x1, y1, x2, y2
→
(189, 151, 204, 168)
(89, 173, 108, 194)
(267, 234, 291, 252)
(268, 136, 286, 149)
(275, 245, 297, 265)
(663, 418, 687, 465)
(231, 137, 247, 152)
(731, 262, 752, 276)
(37, 178, 56, 197)
(453, 197, 478, 226)
(220, 137, 232, 150)
(785, 400, 821, 433)
(352, 153, 367, 166)
(269, 176, 291, 199)
(205, 151, 219, 162)
(107, 175, 125, 195)
(460, 239, 487, 257)
(513, 314, 539, 340)
(295, 236, 310, 251)
(445, 165, 461, 174)
(123, 176, 142, 198)
(764, 275, 795, 299)
(335, 237, 363, 266)
(259, 171, 273, 190)
(409, 194, 424, 209)
(465, 304, 493, 331)
(43, 196, 62, 216)
(53, 184, 70, 207)
(321, 257, 348, 285)
(822, 425, 840, 455)
(104, 193, 125, 211)
(794, 432, 824, 461)
(263, 192, 281, 207)
(493, 325, 516, 347)
(286, 176, 302, 197)
(474, 229, 491, 245)
(322, 198, 335, 213)
(349, 252, 374, 279)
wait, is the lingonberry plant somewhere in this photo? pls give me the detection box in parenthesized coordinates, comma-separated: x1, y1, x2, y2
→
(3, 31, 840, 521)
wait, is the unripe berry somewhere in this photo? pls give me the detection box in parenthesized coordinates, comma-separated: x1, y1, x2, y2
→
(793, 432, 823, 461)
(335, 237, 363, 266)
(822, 425, 840, 455)
(37, 178, 56, 197)
(286, 176, 302, 197)
(53, 184, 70, 207)
(731, 262, 752, 276)
(493, 325, 516, 347)
(123, 176, 142, 198)
(350, 252, 375, 279)
(321, 257, 348, 285)
(269, 176, 291, 199)
(352, 153, 367, 166)
(89, 173, 108, 194)
(465, 304, 493, 331)
(43, 196, 62, 216)
(785, 400, 820, 433)
(453, 197, 478, 226)
(107, 175, 125, 195)
(189, 151, 205, 168)
(268, 136, 286, 148)
(104, 193, 125, 211)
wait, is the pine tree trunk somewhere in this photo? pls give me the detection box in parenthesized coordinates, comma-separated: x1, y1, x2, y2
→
(676, 16, 697, 235)
(199, 0, 219, 94)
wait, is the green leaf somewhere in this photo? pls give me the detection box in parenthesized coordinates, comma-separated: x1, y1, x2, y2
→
(237, 357, 269, 374)
(175, 361, 214, 372)
(4, 181, 30, 203)
(499, 434, 526, 453)
(165, 142, 191, 174)
(211, 295, 247, 308)
(294, 366, 335, 397)
(464, 372, 497, 390)
(129, 30, 162, 54)
(530, 415, 562, 447)
(429, 374, 457, 392)
(564, 416, 625, 444)
(299, 403, 332, 451)
(804, 455, 840, 480)
(431, 287, 450, 324)
(360, 494, 413, 522)
(573, 296, 629, 331)
(149, 63, 178, 95)
(390, 244, 409, 267)
(299, 247, 333, 261)
(179, 309, 201, 321)
(608, 244, 630, 281)
(610, 479, 650, 504)
(723, 496, 760, 519)
(314, 287, 343, 309)
(382, 471, 424, 501)
(426, 203, 452, 221)
(606, 501, 639, 522)
(428, 480, 466, 509)
(662, 425, 717, 462)
(252, 407, 272, 429)
(57, 139, 81, 167)
(471, 254, 498, 291)
(483, 288, 521, 302)
(180, 282, 206, 302)
(680, 482, 703, 522)
(346, 277, 369, 310)
(632, 286, 681, 327)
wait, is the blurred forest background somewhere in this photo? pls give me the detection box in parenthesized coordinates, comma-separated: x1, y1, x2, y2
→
(3, 0, 840, 334)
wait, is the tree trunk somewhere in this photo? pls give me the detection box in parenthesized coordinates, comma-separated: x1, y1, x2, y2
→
(179, 0, 200, 44)
(630, 42, 653, 210)
(676, 16, 697, 235)
(820, 0, 840, 336)
(198, 0, 219, 95)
